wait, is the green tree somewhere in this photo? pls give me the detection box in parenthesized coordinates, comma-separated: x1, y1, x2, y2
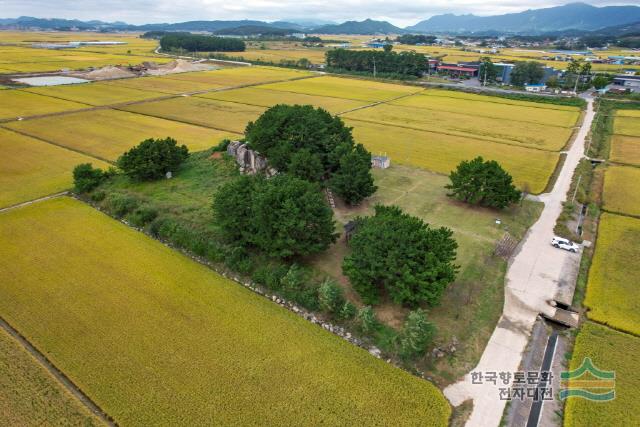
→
(510, 61, 545, 86)
(212, 175, 258, 243)
(343, 205, 458, 307)
(592, 75, 611, 89)
(479, 56, 497, 84)
(245, 104, 354, 175)
(397, 309, 436, 360)
(72, 163, 106, 193)
(289, 148, 324, 182)
(117, 137, 189, 181)
(329, 143, 377, 205)
(445, 156, 521, 209)
(383, 43, 393, 52)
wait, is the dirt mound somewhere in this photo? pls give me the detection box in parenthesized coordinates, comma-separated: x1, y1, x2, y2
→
(76, 65, 135, 80)
(145, 59, 215, 76)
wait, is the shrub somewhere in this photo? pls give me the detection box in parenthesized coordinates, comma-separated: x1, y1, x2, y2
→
(357, 306, 377, 334)
(280, 264, 319, 310)
(73, 163, 106, 193)
(397, 309, 435, 360)
(104, 193, 139, 218)
(117, 137, 189, 181)
(337, 301, 357, 321)
(318, 279, 345, 314)
(213, 139, 232, 152)
(128, 206, 158, 227)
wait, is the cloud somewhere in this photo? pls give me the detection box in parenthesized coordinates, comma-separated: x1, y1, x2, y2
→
(1, 0, 635, 27)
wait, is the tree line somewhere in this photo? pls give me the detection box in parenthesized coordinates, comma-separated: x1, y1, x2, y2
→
(325, 48, 428, 77)
(160, 33, 245, 52)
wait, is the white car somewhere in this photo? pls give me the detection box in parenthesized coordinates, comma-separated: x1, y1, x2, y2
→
(551, 236, 579, 253)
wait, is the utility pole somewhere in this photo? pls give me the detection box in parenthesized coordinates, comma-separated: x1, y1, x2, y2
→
(572, 175, 582, 204)
(373, 56, 377, 78)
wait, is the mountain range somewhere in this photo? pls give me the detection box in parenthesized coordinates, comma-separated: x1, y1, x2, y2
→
(2, 3, 640, 35)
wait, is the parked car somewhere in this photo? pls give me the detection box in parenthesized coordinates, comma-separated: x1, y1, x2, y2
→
(551, 236, 579, 253)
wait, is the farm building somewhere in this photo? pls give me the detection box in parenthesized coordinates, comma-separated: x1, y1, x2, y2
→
(437, 64, 478, 78)
(612, 75, 640, 92)
(372, 155, 390, 169)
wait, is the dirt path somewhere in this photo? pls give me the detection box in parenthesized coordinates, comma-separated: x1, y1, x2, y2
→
(0, 191, 68, 213)
(443, 96, 595, 427)
(0, 315, 116, 426)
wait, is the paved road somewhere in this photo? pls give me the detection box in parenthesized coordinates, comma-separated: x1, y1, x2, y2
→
(444, 95, 595, 426)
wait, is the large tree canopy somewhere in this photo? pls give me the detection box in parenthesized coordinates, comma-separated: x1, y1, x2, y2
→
(510, 61, 545, 86)
(445, 156, 521, 209)
(213, 174, 338, 258)
(117, 137, 189, 181)
(342, 205, 458, 307)
(245, 104, 376, 204)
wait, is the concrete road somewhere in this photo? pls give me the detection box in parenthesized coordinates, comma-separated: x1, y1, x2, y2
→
(444, 96, 595, 427)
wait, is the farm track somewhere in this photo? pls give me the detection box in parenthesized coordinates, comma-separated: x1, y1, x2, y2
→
(0, 191, 67, 213)
(444, 95, 595, 427)
(0, 315, 116, 426)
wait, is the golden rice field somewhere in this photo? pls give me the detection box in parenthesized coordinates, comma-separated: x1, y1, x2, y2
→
(5, 109, 238, 161)
(0, 327, 101, 426)
(197, 86, 368, 113)
(161, 66, 313, 86)
(0, 197, 451, 426)
(25, 82, 165, 106)
(602, 165, 640, 217)
(564, 322, 640, 427)
(0, 128, 109, 208)
(393, 90, 581, 127)
(613, 111, 640, 137)
(0, 89, 87, 120)
(346, 119, 558, 193)
(120, 97, 266, 133)
(0, 55, 171, 73)
(105, 75, 225, 94)
(259, 75, 422, 102)
(584, 213, 640, 335)
(344, 103, 571, 151)
(610, 135, 640, 166)
(215, 48, 328, 64)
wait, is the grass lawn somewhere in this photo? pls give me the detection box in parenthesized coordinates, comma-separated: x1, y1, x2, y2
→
(583, 213, 640, 335)
(602, 165, 640, 217)
(309, 165, 544, 385)
(4, 109, 240, 161)
(0, 89, 87, 120)
(0, 128, 110, 208)
(0, 327, 102, 426)
(0, 196, 450, 425)
(564, 322, 640, 427)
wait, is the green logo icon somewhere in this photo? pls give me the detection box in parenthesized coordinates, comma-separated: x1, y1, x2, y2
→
(560, 357, 615, 401)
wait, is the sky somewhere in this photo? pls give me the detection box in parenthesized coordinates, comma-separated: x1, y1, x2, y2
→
(1, 1, 637, 27)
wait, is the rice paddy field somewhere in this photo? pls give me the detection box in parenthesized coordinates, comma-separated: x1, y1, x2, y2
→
(105, 75, 225, 94)
(583, 213, 640, 336)
(612, 109, 640, 137)
(0, 327, 102, 426)
(609, 135, 640, 166)
(259, 75, 422, 102)
(120, 97, 266, 133)
(197, 86, 369, 113)
(161, 66, 313, 86)
(4, 109, 239, 161)
(563, 322, 640, 427)
(0, 196, 451, 425)
(0, 89, 87, 120)
(603, 165, 640, 217)
(24, 82, 165, 106)
(346, 120, 559, 193)
(0, 128, 109, 208)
